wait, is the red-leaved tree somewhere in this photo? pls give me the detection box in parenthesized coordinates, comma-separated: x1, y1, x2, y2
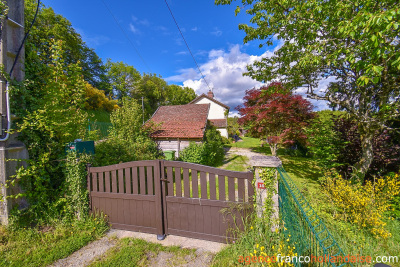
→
(237, 82, 314, 156)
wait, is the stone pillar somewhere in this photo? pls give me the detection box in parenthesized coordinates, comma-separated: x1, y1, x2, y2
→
(251, 156, 281, 230)
(0, 0, 28, 225)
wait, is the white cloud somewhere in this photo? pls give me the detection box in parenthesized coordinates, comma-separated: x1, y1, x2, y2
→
(166, 45, 270, 111)
(191, 27, 198, 31)
(175, 51, 188, 56)
(166, 43, 334, 114)
(129, 23, 140, 34)
(211, 27, 222, 37)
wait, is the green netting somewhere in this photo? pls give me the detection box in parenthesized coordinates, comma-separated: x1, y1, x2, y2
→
(88, 121, 112, 139)
(277, 166, 353, 267)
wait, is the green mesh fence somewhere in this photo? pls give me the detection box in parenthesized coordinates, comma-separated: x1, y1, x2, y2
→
(88, 121, 112, 139)
(277, 166, 353, 267)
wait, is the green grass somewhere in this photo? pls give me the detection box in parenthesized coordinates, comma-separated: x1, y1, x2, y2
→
(214, 138, 400, 266)
(225, 137, 262, 149)
(0, 216, 109, 267)
(279, 156, 400, 262)
(86, 110, 111, 123)
(89, 238, 196, 267)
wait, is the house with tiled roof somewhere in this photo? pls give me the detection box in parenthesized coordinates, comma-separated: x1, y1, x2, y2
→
(148, 90, 229, 156)
(189, 90, 229, 138)
(149, 104, 210, 156)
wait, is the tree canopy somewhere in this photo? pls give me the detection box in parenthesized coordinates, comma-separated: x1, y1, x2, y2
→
(237, 82, 314, 156)
(216, 0, 400, 178)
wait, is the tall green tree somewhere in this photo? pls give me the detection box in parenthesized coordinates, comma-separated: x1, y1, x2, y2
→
(216, 0, 400, 178)
(106, 60, 141, 99)
(24, 0, 109, 106)
(165, 85, 196, 106)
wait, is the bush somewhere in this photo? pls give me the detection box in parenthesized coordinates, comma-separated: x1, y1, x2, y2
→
(93, 97, 161, 166)
(307, 111, 400, 179)
(178, 142, 204, 165)
(323, 171, 400, 238)
(84, 83, 118, 112)
(179, 123, 225, 167)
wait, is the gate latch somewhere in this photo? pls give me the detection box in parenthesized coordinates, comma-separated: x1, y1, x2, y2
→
(160, 179, 170, 183)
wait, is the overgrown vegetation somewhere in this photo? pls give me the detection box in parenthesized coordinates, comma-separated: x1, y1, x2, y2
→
(93, 97, 161, 167)
(89, 238, 196, 267)
(179, 123, 225, 166)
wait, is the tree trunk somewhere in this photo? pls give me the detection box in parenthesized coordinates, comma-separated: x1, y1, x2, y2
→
(354, 126, 375, 181)
(270, 144, 278, 157)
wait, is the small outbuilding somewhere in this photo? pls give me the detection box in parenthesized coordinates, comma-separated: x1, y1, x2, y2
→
(149, 104, 209, 157)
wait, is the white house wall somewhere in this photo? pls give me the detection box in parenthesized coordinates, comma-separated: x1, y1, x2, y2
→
(217, 128, 228, 139)
(157, 140, 201, 158)
(195, 98, 226, 120)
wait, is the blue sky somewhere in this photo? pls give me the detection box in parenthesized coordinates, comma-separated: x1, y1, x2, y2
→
(41, 0, 329, 112)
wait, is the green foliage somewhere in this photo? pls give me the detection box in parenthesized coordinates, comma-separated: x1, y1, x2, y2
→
(25, 0, 110, 96)
(64, 152, 92, 219)
(84, 83, 118, 112)
(0, 216, 109, 267)
(227, 116, 240, 137)
(165, 85, 196, 106)
(88, 238, 195, 267)
(9, 40, 88, 225)
(94, 98, 160, 166)
(179, 124, 225, 167)
(217, 0, 400, 178)
(178, 142, 204, 165)
(306, 110, 346, 170)
(106, 60, 141, 99)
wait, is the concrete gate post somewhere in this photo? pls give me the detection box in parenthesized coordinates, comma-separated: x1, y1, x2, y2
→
(0, 0, 28, 225)
(251, 156, 281, 229)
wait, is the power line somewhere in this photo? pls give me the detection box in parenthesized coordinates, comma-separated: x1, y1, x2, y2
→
(101, 0, 151, 73)
(164, 0, 212, 92)
(9, 0, 41, 77)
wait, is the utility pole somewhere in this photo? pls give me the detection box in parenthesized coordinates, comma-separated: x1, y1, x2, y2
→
(142, 96, 144, 124)
(0, 0, 28, 225)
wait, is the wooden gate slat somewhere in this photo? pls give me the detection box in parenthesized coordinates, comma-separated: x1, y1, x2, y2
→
(92, 172, 97, 192)
(125, 168, 131, 194)
(132, 167, 138, 194)
(111, 170, 117, 193)
(191, 170, 198, 198)
(200, 171, 207, 199)
(118, 170, 124, 194)
(209, 173, 216, 200)
(183, 168, 190, 198)
(166, 167, 174, 196)
(228, 177, 235, 202)
(146, 166, 153, 195)
(139, 166, 146, 195)
(218, 175, 226, 201)
(98, 173, 104, 192)
(238, 178, 245, 202)
(105, 172, 111, 193)
(175, 167, 182, 197)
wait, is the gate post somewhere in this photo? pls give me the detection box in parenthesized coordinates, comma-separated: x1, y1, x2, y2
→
(155, 159, 166, 240)
(251, 156, 281, 230)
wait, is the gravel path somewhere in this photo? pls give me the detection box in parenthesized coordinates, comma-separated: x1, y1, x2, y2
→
(49, 235, 117, 267)
(49, 147, 278, 267)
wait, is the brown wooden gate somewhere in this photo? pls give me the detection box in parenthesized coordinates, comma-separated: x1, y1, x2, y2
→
(87, 160, 254, 243)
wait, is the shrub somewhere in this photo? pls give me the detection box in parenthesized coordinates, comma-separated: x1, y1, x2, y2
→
(84, 83, 118, 112)
(178, 142, 204, 165)
(323, 172, 400, 238)
(93, 97, 161, 166)
(179, 123, 225, 166)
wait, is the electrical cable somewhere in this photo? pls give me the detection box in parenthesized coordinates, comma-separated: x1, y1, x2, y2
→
(1, 0, 40, 142)
(164, 0, 213, 92)
(9, 0, 40, 77)
(101, 0, 151, 73)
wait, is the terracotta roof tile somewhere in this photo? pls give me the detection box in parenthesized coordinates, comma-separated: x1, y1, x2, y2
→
(149, 104, 209, 139)
(189, 94, 230, 110)
(210, 119, 227, 128)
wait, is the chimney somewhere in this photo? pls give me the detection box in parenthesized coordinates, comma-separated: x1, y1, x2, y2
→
(207, 90, 214, 99)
